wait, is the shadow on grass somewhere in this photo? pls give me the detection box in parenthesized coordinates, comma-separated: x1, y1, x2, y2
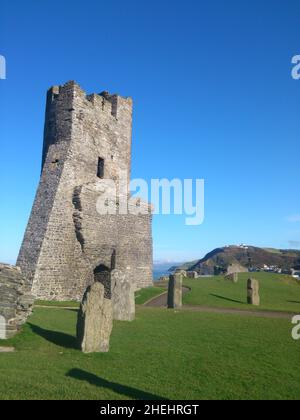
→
(210, 294, 245, 304)
(287, 300, 300, 304)
(28, 323, 78, 349)
(66, 368, 167, 400)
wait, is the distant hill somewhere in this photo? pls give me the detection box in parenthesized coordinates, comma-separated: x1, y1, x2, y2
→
(168, 260, 199, 273)
(169, 246, 300, 275)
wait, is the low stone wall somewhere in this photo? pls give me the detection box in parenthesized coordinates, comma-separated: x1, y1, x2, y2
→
(0, 263, 34, 339)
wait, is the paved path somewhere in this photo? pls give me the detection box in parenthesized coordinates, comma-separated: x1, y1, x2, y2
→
(0, 347, 15, 353)
(144, 288, 294, 319)
(144, 287, 190, 307)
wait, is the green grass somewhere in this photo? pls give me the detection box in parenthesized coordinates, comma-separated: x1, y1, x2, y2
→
(1, 273, 299, 399)
(35, 300, 80, 308)
(0, 306, 299, 400)
(135, 287, 166, 305)
(35, 288, 167, 308)
(182, 273, 300, 313)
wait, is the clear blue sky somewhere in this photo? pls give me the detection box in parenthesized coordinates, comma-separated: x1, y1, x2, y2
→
(0, 0, 300, 264)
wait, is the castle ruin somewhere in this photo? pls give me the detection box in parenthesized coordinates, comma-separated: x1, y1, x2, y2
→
(17, 81, 153, 301)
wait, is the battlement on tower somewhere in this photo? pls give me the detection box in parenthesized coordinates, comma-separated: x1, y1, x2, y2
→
(46, 81, 132, 120)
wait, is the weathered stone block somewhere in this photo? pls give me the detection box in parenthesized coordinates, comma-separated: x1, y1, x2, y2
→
(111, 269, 135, 321)
(0, 263, 34, 339)
(225, 273, 239, 283)
(247, 278, 260, 306)
(0, 316, 6, 340)
(0, 346, 15, 353)
(76, 282, 113, 353)
(167, 273, 183, 309)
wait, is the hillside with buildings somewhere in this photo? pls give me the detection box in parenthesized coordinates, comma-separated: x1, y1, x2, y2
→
(170, 245, 300, 276)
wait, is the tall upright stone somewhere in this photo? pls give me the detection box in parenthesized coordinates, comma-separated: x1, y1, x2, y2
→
(76, 282, 113, 353)
(17, 81, 153, 302)
(0, 316, 5, 340)
(167, 273, 183, 309)
(225, 273, 238, 283)
(111, 269, 135, 321)
(247, 278, 260, 306)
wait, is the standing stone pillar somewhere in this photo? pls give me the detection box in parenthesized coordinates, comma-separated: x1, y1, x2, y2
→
(225, 273, 238, 283)
(167, 273, 183, 309)
(76, 282, 113, 353)
(0, 316, 6, 340)
(247, 278, 260, 306)
(111, 269, 135, 321)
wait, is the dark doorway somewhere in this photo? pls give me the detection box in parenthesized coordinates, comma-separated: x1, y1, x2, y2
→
(94, 264, 111, 299)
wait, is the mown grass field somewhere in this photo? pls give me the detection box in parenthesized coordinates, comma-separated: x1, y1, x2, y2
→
(0, 306, 299, 400)
(181, 273, 300, 313)
(35, 300, 80, 308)
(35, 288, 167, 308)
(1, 272, 299, 400)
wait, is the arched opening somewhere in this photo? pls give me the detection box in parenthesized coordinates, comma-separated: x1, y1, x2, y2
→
(94, 264, 111, 299)
(0, 315, 6, 340)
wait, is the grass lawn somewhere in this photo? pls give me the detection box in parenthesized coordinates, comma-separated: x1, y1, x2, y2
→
(35, 300, 80, 308)
(35, 287, 167, 308)
(182, 273, 300, 313)
(0, 306, 299, 400)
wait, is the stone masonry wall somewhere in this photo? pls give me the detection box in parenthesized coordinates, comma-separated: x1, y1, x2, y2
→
(17, 81, 153, 301)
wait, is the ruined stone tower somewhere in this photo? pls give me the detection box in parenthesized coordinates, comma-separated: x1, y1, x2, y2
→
(17, 81, 153, 301)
